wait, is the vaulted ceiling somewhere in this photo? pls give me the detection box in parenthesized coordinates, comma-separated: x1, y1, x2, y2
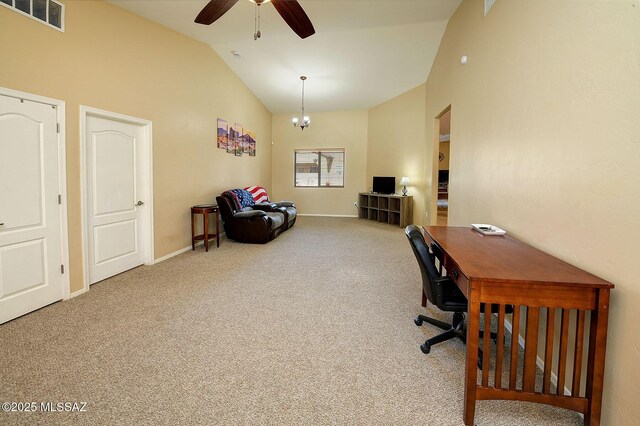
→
(109, 0, 462, 114)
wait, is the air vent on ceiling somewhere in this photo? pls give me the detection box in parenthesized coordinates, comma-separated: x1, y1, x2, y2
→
(484, 0, 497, 16)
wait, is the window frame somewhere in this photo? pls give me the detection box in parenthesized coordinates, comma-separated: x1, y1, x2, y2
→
(294, 148, 345, 188)
(0, 0, 65, 32)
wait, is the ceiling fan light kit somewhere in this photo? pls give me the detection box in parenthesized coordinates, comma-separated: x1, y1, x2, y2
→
(195, 0, 315, 40)
(292, 76, 310, 130)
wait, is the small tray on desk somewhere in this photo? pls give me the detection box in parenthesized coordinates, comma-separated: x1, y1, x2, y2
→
(471, 223, 506, 236)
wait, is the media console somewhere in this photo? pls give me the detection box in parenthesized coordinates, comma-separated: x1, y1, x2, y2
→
(358, 193, 412, 228)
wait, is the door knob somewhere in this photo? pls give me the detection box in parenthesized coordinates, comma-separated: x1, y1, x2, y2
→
(135, 201, 144, 206)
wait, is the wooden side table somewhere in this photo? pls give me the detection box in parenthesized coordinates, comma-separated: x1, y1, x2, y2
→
(191, 204, 220, 252)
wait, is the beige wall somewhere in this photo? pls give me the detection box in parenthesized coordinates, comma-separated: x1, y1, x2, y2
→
(0, 1, 272, 293)
(368, 84, 427, 225)
(272, 111, 367, 216)
(425, 0, 640, 423)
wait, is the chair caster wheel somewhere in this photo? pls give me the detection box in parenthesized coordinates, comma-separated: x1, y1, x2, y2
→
(420, 342, 431, 354)
(414, 317, 423, 326)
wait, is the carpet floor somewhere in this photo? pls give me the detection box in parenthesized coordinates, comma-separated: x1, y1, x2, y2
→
(0, 217, 583, 425)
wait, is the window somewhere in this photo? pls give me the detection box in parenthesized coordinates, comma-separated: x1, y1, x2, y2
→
(0, 0, 64, 31)
(15, 0, 28, 13)
(32, 0, 46, 21)
(48, 0, 61, 28)
(295, 149, 344, 187)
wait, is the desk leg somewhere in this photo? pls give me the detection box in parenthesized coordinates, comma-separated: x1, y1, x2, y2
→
(215, 210, 220, 248)
(204, 212, 209, 252)
(585, 289, 611, 426)
(464, 282, 481, 426)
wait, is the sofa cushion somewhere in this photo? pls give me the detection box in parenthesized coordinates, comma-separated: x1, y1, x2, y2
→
(266, 212, 285, 230)
(274, 201, 294, 208)
(245, 185, 269, 203)
(234, 210, 266, 219)
(252, 203, 278, 212)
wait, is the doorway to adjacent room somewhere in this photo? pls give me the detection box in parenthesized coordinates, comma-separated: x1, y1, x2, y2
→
(434, 107, 450, 225)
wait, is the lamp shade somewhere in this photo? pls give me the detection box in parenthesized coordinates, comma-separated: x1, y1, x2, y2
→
(400, 176, 410, 186)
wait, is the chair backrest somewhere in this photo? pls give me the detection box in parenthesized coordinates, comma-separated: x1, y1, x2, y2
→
(405, 224, 442, 305)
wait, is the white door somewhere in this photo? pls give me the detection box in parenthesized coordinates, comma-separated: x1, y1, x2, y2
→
(86, 115, 147, 284)
(0, 95, 63, 324)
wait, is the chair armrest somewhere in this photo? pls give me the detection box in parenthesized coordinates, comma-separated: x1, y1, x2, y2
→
(433, 276, 466, 306)
(252, 203, 279, 212)
(274, 201, 295, 208)
(234, 210, 267, 218)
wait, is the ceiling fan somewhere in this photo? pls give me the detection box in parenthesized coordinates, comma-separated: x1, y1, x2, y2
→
(195, 0, 315, 40)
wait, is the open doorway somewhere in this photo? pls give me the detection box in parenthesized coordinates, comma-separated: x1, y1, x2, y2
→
(435, 107, 450, 225)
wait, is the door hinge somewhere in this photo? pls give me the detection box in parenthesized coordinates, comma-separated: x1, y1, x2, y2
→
(56, 123, 60, 133)
(58, 194, 62, 205)
(61, 265, 65, 274)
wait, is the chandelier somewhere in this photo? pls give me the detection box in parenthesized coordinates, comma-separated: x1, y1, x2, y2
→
(292, 76, 310, 130)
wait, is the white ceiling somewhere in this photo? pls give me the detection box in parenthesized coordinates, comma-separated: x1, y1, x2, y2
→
(109, 0, 462, 114)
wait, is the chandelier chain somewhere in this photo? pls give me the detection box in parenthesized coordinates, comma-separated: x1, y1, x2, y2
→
(254, 3, 261, 40)
(301, 78, 305, 116)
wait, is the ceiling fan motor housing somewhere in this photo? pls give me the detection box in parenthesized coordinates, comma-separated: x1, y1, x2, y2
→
(195, 0, 315, 40)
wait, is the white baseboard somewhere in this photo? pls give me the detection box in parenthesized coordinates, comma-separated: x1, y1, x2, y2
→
(298, 214, 358, 218)
(153, 245, 194, 264)
(153, 234, 226, 264)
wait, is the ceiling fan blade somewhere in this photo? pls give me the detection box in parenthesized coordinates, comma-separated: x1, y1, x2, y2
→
(195, 0, 239, 25)
(271, 0, 315, 39)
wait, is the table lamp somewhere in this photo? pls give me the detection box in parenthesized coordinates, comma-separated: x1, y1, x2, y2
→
(400, 176, 409, 196)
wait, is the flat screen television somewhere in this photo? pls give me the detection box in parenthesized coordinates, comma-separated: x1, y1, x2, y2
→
(372, 176, 395, 194)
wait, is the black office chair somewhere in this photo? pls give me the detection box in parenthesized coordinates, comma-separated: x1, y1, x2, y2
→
(405, 224, 468, 354)
(406, 225, 513, 370)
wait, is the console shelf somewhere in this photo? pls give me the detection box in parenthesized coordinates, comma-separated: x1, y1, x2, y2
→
(358, 193, 412, 228)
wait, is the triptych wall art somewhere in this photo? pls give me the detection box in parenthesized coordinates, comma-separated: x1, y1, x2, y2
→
(217, 118, 256, 157)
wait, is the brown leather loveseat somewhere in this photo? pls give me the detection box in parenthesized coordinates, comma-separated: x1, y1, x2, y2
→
(216, 188, 296, 244)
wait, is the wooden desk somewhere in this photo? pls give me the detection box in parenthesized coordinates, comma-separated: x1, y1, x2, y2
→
(423, 226, 614, 426)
